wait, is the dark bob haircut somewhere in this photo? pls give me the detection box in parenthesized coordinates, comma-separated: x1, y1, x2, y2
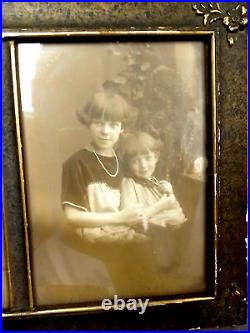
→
(77, 90, 136, 128)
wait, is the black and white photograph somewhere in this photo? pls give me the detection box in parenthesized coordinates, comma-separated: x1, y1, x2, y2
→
(17, 40, 208, 306)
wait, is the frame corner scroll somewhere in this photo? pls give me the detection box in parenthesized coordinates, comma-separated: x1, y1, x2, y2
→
(192, 3, 248, 47)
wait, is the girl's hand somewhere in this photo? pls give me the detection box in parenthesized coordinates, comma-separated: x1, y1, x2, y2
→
(119, 207, 148, 231)
(157, 194, 178, 210)
(167, 217, 187, 230)
(166, 214, 187, 229)
(158, 181, 173, 196)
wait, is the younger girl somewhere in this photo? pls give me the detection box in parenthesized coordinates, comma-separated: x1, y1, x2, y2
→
(120, 131, 187, 269)
(120, 131, 186, 228)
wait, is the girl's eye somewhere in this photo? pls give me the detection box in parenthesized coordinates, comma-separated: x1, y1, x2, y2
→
(130, 158, 139, 165)
(111, 122, 121, 128)
(93, 120, 104, 126)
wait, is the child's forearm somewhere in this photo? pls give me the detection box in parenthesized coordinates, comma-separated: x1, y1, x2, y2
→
(63, 205, 144, 228)
(149, 208, 187, 226)
(144, 194, 175, 219)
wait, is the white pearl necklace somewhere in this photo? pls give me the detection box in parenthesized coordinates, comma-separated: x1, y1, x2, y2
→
(93, 149, 119, 177)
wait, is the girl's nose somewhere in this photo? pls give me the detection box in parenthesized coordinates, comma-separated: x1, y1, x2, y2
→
(139, 158, 147, 169)
(101, 123, 111, 134)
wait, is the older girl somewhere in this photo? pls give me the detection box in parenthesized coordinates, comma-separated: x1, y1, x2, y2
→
(62, 90, 147, 242)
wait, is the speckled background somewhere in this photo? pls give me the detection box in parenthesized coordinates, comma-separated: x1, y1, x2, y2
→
(2, 2, 247, 330)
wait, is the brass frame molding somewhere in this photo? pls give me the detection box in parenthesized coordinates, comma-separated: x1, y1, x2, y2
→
(193, 3, 248, 46)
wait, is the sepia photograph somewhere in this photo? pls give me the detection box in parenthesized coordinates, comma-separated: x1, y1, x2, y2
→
(17, 40, 209, 307)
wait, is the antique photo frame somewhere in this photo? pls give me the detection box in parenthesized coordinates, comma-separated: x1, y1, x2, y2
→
(2, 2, 247, 330)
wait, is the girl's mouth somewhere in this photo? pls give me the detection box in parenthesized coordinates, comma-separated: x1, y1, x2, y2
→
(99, 138, 111, 142)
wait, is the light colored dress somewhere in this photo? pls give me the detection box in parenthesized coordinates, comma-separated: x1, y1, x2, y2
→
(120, 176, 187, 270)
(120, 177, 186, 228)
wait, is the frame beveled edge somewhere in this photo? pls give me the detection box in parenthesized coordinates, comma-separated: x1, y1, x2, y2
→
(8, 41, 34, 311)
(2, 28, 215, 39)
(210, 31, 218, 299)
(2, 28, 218, 317)
(2, 296, 215, 319)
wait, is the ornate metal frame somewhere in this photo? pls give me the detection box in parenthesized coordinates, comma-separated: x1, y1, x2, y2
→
(2, 2, 247, 330)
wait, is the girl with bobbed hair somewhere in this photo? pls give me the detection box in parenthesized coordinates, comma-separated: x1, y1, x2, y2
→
(61, 89, 147, 243)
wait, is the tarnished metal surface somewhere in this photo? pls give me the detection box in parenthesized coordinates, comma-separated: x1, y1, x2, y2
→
(2, 2, 197, 29)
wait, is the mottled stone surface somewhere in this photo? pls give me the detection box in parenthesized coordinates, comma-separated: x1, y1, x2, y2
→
(2, 1, 247, 330)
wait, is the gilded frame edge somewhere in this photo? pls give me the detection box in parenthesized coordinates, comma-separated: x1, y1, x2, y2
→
(2, 28, 219, 318)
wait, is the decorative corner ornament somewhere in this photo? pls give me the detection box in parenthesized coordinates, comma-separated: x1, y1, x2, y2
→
(193, 3, 248, 46)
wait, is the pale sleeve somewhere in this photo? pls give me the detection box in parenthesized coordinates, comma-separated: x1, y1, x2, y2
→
(120, 178, 140, 209)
